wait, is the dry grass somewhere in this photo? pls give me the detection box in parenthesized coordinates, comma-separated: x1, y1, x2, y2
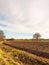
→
(0, 42, 49, 65)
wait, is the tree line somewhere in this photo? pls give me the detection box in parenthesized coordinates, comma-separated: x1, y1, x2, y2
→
(0, 30, 41, 40)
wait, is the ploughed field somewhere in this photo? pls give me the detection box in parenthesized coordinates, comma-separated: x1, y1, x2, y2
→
(4, 40, 49, 59)
(0, 43, 49, 65)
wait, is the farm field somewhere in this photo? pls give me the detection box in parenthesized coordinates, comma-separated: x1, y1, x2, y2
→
(5, 40, 49, 51)
(0, 43, 49, 65)
(5, 40, 49, 56)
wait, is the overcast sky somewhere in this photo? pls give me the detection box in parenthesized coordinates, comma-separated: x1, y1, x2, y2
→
(0, 0, 49, 39)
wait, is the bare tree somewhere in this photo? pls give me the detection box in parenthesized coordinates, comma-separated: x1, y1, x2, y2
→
(33, 33, 41, 40)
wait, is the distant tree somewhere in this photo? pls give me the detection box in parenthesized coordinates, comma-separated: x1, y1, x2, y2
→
(0, 30, 5, 40)
(33, 33, 41, 40)
(9, 38, 15, 40)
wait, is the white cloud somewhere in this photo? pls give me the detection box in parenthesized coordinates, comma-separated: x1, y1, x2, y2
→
(0, 0, 49, 38)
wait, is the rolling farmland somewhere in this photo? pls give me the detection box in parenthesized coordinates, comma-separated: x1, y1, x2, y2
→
(0, 42, 49, 65)
(0, 39, 49, 65)
(4, 40, 49, 58)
